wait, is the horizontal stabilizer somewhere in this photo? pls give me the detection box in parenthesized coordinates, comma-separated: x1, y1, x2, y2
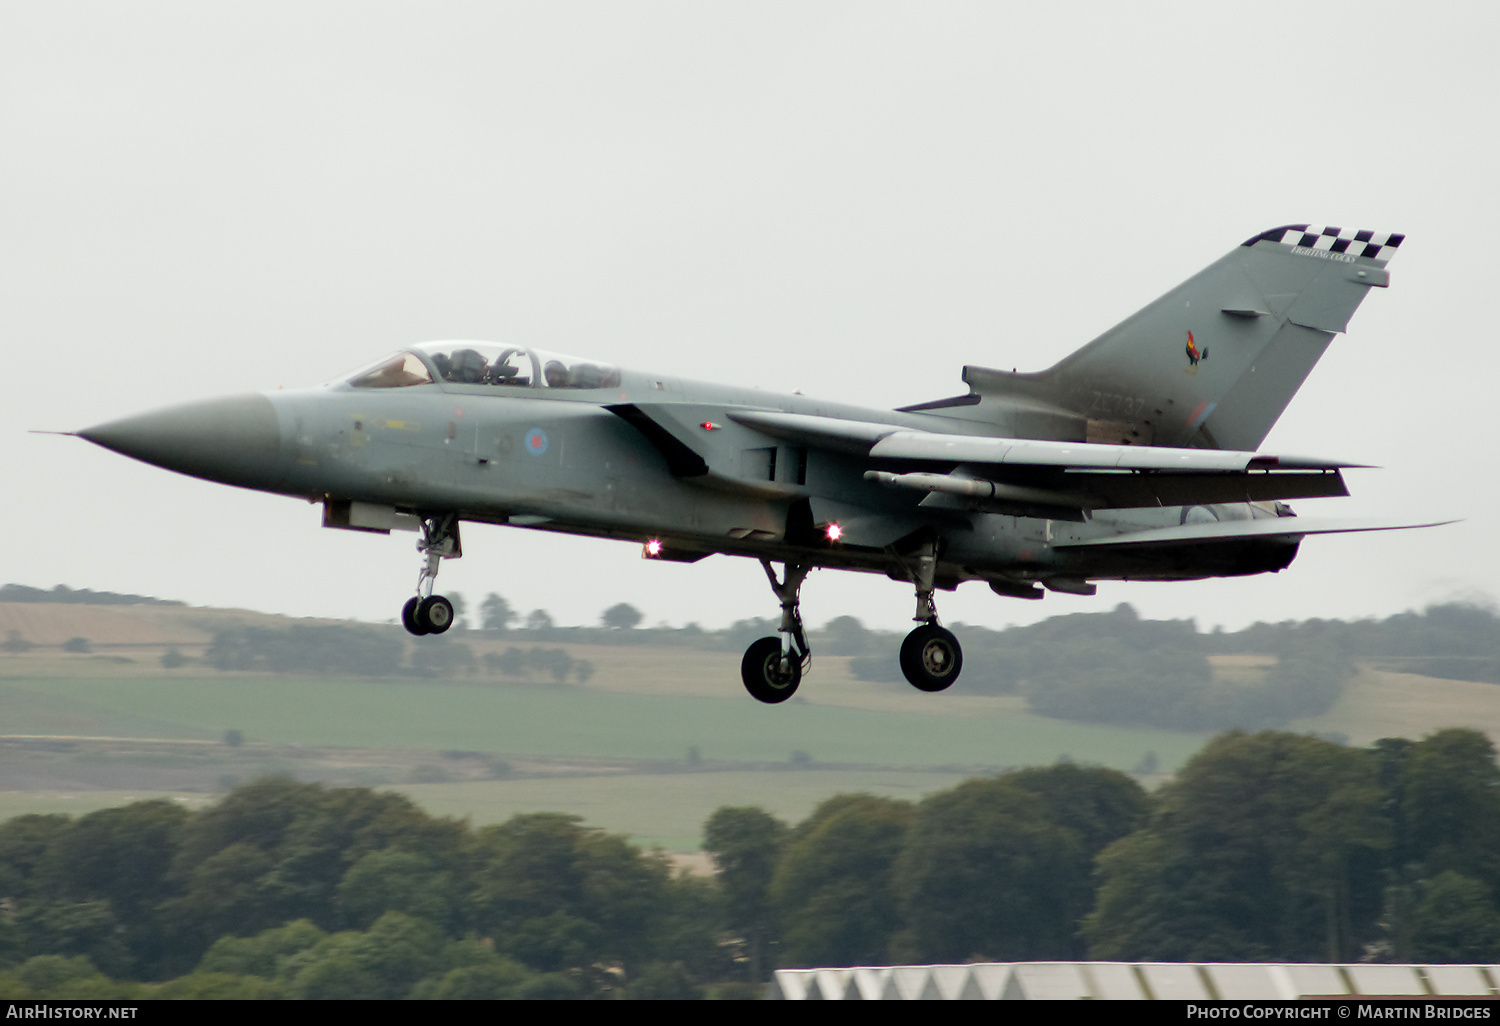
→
(1055, 517, 1454, 550)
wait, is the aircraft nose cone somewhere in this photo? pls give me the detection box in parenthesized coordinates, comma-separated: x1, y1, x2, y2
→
(79, 393, 287, 491)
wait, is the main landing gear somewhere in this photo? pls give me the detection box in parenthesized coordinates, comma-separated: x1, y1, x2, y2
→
(738, 543, 965, 703)
(401, 514, 461, 636)
(898, 538, 963, 693)
(740, 560, 811, 703)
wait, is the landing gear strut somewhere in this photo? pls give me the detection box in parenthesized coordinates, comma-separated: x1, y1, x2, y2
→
(899, 538, 963, 692)
(401, 514, 461, 636)
(741, 560, 811, 703)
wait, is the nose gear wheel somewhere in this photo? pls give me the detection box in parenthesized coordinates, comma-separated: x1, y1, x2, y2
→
(401, 514, 461, 636)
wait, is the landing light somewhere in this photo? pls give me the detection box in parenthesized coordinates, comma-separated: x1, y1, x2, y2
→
(643, 538, 663, 558)
(825, 523, 842, 543)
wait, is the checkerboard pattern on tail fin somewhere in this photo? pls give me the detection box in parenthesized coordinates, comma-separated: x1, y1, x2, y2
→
(1243, 224, 1404, 263)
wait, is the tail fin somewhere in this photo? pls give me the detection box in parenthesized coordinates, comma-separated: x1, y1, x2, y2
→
(957, 225, 1403, 450)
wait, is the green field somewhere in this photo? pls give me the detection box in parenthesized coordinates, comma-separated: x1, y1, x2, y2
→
(0, 669, 1204, 850)
(8, 617, 1495, 852)
(0, 772, 980, 853)
(0, 673, 1200, 768)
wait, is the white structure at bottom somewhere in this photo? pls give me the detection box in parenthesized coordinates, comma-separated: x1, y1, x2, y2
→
(767, 962, 1500, 1000)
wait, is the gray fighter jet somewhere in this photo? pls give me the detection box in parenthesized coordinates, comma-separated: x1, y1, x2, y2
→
(76, 224, 1435, 702)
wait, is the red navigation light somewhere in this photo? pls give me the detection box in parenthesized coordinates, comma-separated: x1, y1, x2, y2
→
(699, 421, 719, 430)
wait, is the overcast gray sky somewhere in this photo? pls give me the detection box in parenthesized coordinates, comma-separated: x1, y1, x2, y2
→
(3, 2, 1494, 633)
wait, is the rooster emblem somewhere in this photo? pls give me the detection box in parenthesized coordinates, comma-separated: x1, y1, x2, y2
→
(1184, 330, 1208, 372)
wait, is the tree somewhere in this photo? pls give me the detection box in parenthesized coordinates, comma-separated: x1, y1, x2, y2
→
(409, 638, 476, 677)
(163, 779, 466, 969)
(896, 778, 1081, 962)
(1403, 872, 1500, 963)
(1084, 731, 1390, 963)
(336, 849, 461, 932)
(820, 616, 872, 656)
(1004, 763, 1150, 952)
(11, 955, 119, 999)
(470, 813, 676, 980)
(525, 609, 554, 632)
(1087, 830, 1256, 962)
(625, 961, 703, 1000)
(481, 593, 515, 632)
(1397, 729, 1500, 888)
(195, 919, 327, 978)
(446, 592, 469, 630)
(408, 953, 537, 999)
(702, 807, 787, 981)
(601, 603, 644, 630)
(46, 801, 192, 976)
(1005, 764, 1150, 861)
(13, 902, 132, 981)
(771, 794, 913, 967)
(204, 624, 402, 676)
(0, 814, 72, 902)
(527, 647, 573, 684)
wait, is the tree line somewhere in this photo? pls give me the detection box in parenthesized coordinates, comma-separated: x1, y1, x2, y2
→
(848, 602, 1500, 732)
(3, 727, 1499, 998)
(712, 727, 1500, 971)
(21, 591, 1500, 733)
(198, 624, 597, 684)
(0, 584, 183, 606)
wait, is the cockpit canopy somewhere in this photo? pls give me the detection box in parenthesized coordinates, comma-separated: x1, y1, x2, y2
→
(346, 342, 621, 391)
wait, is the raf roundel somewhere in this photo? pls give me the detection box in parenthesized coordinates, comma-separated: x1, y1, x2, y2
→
(524, 428, 548, 456)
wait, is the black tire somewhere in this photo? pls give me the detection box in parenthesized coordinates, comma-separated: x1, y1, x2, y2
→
(741, 636, 801, 704)
(419, 595, 455, 635)
(401, 597, 430, 636)
(900, 624, 962, 692)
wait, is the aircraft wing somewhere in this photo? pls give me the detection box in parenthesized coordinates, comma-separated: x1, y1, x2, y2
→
(727, 409, 1353, 470)
(723, 408, 1359, 512)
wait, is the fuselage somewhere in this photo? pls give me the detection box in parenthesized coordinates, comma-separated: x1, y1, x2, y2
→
(82, 340, 1296, 598)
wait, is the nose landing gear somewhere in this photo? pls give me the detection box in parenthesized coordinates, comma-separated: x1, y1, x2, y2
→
(401, 514, 461, 636)
(740, 560, 812, 703)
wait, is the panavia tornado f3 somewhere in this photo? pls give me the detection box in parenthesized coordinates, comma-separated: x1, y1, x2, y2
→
(76, 224, 1440, 703)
